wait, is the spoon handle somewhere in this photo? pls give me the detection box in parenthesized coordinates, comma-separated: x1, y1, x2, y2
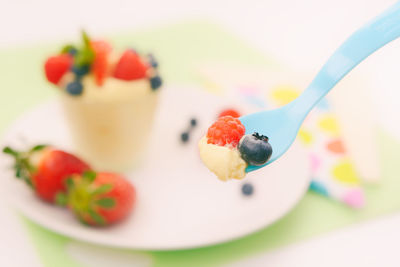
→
(290, 1, 400, 117)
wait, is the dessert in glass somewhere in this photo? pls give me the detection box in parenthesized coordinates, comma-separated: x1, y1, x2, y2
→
(44, 32, 162, 171)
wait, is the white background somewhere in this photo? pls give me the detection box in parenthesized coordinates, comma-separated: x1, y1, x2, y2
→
(1, 0, 400, 266)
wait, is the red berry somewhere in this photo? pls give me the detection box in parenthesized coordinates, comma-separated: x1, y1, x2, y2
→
(66, 172, 135, 226)
(33, 150, 91, 202)
(3, 145, 91, 203)
(207, 116, 245, 147)
(44, 54, 73, 84)
(91, 40, 112, 86)
(218, 108, 241, 118)
(113, 50, 148, 81)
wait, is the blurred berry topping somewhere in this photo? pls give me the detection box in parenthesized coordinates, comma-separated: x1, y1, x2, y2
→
(71, 64, 90, 77)
(91, 40, 112, 86)
(45, 30, 161, 94)
(113, 50, 148, 81)
(207, 116, 245, 147)
(150, 75, 162, 90)
(66, 80, 83, 96)
(44, 54, 73, 84)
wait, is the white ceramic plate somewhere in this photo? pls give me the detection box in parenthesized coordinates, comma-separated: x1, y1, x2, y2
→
(0, 86, 310, 250)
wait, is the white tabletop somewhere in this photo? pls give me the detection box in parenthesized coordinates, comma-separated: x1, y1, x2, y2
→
(1, 0, 400, 266)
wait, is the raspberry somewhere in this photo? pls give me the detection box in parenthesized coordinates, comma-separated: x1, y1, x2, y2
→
(218, 108, 241, 118)
(207, 116, 245, 147)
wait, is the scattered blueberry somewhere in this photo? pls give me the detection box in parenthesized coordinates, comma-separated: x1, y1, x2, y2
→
(241, 183, 254, 196)
(150, 75, 162, 90)
(148, 54, 158, 68)
(238, 132, 272, 166)
(71, 64, 90, 77)
(66, 81, 83, 96)
(181, 132, 189, 143)
(190, 118, 197, 127)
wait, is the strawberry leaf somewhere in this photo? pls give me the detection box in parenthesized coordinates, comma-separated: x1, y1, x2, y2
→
(15, 165, 22, 178)
(96, 198, 115, 208)
(93, 184, 112, 195)
(88, 209, 105, 225)
(3, 146, 34, 188)
(3, 146, 19, 157)
(83, 171, 96, 183)
(29, 144, 47, 153)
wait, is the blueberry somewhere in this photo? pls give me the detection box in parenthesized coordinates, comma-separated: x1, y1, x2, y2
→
(66, 81, 83, 96)
(238, 132, 272, 166)
(242, 183, 254, 196)
(190, 118, 197, 127)
(181, 132, 189, 143)
(68, 47, 78, 56)
(148, 54, 158, 68)
(71, 64, 90, 77)
(150, 75, 162, 90)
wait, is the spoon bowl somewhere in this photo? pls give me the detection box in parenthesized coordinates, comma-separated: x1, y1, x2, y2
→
(240, 103, 304, 172)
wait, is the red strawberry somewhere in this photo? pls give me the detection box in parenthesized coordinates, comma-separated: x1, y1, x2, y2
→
(60, 171, 135, 226)
(218, 108, 241, 118)
(113, 50, 148, 81)
(207, 116, 246, 147)
(3, 145, 90, 203)
(90, 40, 112, 86)
(44, 54, 73, 84)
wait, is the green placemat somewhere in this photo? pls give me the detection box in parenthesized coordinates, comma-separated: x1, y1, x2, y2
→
(1, 21, 400, 267)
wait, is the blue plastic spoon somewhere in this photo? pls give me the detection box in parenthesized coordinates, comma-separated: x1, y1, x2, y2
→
(241, 1, 400, 173)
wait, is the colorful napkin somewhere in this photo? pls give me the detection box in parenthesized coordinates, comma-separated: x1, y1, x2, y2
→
(196, 64, 364, 208)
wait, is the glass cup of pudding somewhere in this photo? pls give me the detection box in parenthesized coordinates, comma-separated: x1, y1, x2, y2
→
(44, 34, 162, 171)
(61, 75, 160, 171)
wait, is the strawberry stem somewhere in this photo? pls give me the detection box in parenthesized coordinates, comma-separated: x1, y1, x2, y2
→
(2, 145, 47, 188)
(65, 171, 114, 226)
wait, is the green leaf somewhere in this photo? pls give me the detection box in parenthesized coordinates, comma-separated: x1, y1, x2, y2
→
(74, 30, 95, 67)
(29, 144, 47, 153)
(88, 209, 105, 225)
(81, 30, 91, 47)
(61, 44, 77, 54)
(75, 49, 94, 67)
(83, 171, 96, 183)
(55, 193, 68, 206)
(93, 184, 112, 195)
(3, 146, 18, 157)
(96, 198, 115, 208)
(15, 166, 21, 178)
